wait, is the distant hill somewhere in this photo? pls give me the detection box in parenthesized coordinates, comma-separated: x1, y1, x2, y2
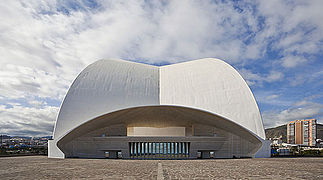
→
(265, 124, 323, 142)
(265, 125, 287, 142)
(317, 124, 323, 140)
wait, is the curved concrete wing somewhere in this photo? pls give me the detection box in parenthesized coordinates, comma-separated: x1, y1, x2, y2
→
(160, 58, 265, 139)
(53, 59, 160, 140)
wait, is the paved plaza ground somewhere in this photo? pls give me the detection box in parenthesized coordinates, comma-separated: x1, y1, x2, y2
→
(0, 156, 322, 179)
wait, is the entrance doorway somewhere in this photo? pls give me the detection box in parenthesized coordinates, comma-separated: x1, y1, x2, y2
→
(197, 150, 216, 159)
(129, 142, 190, 159)
(104, 150, 122, 159)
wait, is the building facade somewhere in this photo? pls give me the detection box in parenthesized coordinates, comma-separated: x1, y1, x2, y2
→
(48, 58, 270, 159)
(287, 119, 317, 146)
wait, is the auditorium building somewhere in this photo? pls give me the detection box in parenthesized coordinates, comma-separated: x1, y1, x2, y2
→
(48, 58, 270, 159)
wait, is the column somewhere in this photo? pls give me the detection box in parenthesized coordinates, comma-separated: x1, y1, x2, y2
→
(149, 142, 152, 159)
(178, 142, 181, 158)
(144, 142, 147, 159)
(141, 142, 143, 159)
(152, 143, 155, 159)
(182, 142, 185, 158)
(176, 142, 179, 158)
(157, 143, 160, 158)
(160, 143, 165, 158)
(130, 142, 133, 158)
(171, 142, 174, 159)
(132, 142, 135, 158)
(184, 142, 187, 158)
(134, 142, 137, 158)
(139, 142, 142, 158)
(166, 143, 168, 159)
(187, 142, 190, 158)
(151, 142, 153, 159)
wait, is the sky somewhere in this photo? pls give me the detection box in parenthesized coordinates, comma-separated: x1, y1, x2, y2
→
(0, 0, 322, 137)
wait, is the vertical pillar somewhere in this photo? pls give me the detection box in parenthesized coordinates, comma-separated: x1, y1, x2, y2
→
(162, 143, 164, 159)
(178, 142, 181, 158)
(166, 143, 168, 159)
(174, 142, 177, 158)
(151, 142, 153, 159)
(147, 142, 149, 158)
(185, 142, 188, 158)
(171, 142, 173, 158)
(170, 142, 173, 158)
(171, 142, 175, 159)
(159, 143, 162, 159)
(149, 142, 151, 158)
(144, 142, 147, 159)
(183, 142, 186, 158)
(152, 142, 156, 158)
(133, 142, 135, 158)
(143, 142, 145, 159)
(134, 142, 137, 158)
(132, 142, 135, 159)
(160, 143, 162, 159)
(142, 142, 146, 158)
(173, 142, 175, 158)
(188, 142, 190, 158)
(143, 142, 146, 158)
(130, 142, 133, 158)
(136, 142, 138, 158)
(137, 142, 141, 158)
(175, 142, 177, 158)
(142, 142, 146, 159)
(165, 142, 168, 159)
(158, 143, 160, 159)
(149, 142, 152, 159)
(182, 142, 185, 158)
(140, 142, 143, 158)
(138, 142, 140, 158)
(133, 142, 137, 158)
(169, 143, 172, 159)
(177, 143, 180, 158)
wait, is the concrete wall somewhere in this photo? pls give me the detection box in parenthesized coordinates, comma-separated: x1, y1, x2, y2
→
(62, 135, 259, 159)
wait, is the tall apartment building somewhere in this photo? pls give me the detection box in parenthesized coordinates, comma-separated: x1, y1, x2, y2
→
(287, 119, 317, 146)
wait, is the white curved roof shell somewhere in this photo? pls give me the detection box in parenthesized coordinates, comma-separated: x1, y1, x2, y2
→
(53, 58, 265, 145)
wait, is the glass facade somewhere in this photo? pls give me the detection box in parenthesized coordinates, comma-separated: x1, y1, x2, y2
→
(129, 142, 190, 159)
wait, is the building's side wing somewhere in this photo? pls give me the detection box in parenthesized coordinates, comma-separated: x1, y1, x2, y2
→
(160, 58, 265, 139)
(53, 59, 160, 142)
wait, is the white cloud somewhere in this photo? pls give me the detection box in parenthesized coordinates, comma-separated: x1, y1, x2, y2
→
(266, 94, 279, 101)
(262, 100, 323, 128)
(0, 64, 69, 100)
(239, 69, 284, 86)
(0, 0, 322, 136)
(281, 56, 307, 68)
(0, 104, 59, 137)
(266, 71, 284, 82)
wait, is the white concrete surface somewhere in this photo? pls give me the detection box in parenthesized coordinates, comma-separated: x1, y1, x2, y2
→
(255, 139, 271, 158)
(49, 58, 267, 158)
(160, 59, 265, 139)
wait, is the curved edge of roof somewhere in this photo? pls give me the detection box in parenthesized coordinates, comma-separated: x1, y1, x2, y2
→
(216, 58, 266, 139)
